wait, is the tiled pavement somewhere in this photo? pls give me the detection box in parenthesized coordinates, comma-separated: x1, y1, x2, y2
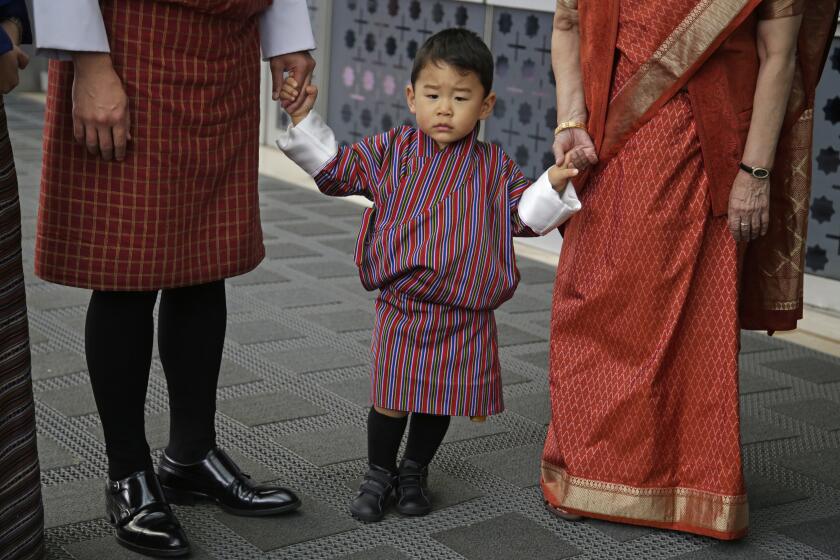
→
(7, 94, 840, 559)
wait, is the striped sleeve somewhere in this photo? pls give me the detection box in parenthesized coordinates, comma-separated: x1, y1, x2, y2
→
(503, 154, 539, 237)
(314, 128, 398, 199)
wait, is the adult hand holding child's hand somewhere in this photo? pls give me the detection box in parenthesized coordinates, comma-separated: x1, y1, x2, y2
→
(547, 152, 579, 192)
(280, 78, 318, 126)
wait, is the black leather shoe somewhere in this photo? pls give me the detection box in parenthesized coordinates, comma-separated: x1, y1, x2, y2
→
(106, 471, 190, 558)
(157, 447, 301, 517)
(395, 458, 432, 516)
(349, 464, 397, 522)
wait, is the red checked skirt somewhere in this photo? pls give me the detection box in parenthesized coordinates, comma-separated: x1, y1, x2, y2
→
(36, 0, 269, 291)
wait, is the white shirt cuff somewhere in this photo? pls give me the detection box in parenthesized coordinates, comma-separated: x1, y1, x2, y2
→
(275, 110, 338, 176)
(33, 0, 110, 59)
(259, 0, 316, 59)
(518, 170, 582, 235)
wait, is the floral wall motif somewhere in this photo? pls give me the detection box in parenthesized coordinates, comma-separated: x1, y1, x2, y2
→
(809, 39, 840, 281)
(295, 2, 839, 283)
(324, 0, 486, 143)
(483, 8, 556, 180)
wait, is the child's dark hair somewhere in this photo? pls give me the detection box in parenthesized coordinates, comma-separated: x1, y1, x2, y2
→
(410, 28, 494, 95)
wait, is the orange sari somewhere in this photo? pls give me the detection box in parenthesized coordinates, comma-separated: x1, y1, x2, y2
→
(542, 0, 837, 540)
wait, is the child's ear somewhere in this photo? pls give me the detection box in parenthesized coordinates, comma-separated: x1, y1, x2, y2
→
(479, 91, 496, 120)
(405, 84, 417, 115)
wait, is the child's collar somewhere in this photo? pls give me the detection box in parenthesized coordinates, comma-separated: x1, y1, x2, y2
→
(414, 124, 480, 159)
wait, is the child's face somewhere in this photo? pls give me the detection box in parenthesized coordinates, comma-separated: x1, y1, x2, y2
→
(406, 61, 496, 150)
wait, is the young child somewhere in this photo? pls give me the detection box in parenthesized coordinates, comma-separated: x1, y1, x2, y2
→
(276, 28, 580, 522)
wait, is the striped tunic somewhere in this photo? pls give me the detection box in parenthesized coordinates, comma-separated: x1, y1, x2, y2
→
(315, 126, 535, 416)
(0, 98, 44, 560)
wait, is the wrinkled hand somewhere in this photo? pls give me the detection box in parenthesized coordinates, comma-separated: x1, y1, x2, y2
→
(279, 78, 318, 126)
(0, 45, 28, 94)
(727, 171, 769, 242)
(71, 54, 131, 162)
(552, 127, 597, 171)
(269, 51, 316, 115)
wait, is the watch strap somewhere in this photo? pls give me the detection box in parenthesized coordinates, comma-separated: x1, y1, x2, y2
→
(739, 162, 770, 179)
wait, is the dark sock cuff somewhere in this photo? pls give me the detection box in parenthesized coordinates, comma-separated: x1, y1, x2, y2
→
(367, 408, 408, 472)
(403, 413, 451, 466)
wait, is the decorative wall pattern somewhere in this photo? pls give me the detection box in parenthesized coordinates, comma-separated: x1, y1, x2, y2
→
(809, 38, 840, 281)
(276, 4, 839, 283)
(325, 0, 486, 145)
(483, 8, 557, 181)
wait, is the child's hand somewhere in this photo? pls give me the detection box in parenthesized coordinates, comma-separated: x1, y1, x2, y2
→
(547, 151, 580, 192)
(279, 77, 318, 126)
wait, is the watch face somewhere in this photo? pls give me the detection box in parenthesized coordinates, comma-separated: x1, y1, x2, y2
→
(753, 168, 770, 179)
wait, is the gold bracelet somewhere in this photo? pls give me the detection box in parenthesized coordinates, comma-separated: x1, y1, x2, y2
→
(554, 120, 587, 136)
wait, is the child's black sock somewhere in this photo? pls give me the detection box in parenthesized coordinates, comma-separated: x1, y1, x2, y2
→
(367, 407, 408, 472)
(403, 413, 451, 466)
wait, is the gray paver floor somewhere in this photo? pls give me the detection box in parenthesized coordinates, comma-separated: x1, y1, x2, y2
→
(7, 95, 840, 559)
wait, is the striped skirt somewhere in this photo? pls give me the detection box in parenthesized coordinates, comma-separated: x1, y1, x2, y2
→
(0, 99, 45, 560)
(371, 288, 503, 416)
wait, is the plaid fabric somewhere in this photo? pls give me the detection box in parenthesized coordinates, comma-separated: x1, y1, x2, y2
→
(36, 0, 270, 290)
(0, 98, 44, 560)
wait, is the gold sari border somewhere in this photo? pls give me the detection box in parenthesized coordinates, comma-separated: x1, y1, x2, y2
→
(541, 462, 749, 540)
(600, 0, 759, 162)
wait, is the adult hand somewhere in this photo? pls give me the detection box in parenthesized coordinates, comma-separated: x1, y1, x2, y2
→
(269, 51, 315, 115)
(552, 127, 598, 171)
(727, 171, 769, 242)
(71, 53, 131, 162)
(0, 44, 28, 94)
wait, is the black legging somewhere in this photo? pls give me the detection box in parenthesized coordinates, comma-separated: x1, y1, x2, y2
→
(85, 281, 226, 480)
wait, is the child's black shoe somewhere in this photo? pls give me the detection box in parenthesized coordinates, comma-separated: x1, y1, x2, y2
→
(349, 464, 397, 522)
(395, 458, 431, 516)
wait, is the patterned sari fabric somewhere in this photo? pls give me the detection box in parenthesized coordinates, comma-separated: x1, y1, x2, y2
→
(543, 92, 745, 539)
(36, 0, 270, 291)
(314, 126, 535, 416)
(542, 0, 750, 539)
(0, 99, 44, 560)
(543, 0, 838, 540)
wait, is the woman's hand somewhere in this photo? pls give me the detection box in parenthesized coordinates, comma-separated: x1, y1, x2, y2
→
(727, 171, 769, 242)
(71, 53, 131, 162)
(725, 13, 801, 243)
(552, 127, 597, 171)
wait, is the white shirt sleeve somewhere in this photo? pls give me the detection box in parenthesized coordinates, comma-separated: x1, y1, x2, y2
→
(259, 0, 316, 60)
(275, 110, 338, 176)
(517, 170, 582, 235)
(33, 0, 110, 60)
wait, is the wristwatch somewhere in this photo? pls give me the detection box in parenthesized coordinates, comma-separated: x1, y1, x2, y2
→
(739, 162, 770, 180)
